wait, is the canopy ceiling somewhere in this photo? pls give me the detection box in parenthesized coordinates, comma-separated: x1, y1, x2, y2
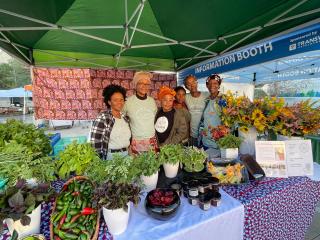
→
(0, 0, 319, 71)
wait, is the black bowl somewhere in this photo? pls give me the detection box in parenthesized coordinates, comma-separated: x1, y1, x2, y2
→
(145, 188, 181, 221)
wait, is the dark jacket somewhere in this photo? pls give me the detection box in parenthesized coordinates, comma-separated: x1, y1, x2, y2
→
(155, 108, 189, 146)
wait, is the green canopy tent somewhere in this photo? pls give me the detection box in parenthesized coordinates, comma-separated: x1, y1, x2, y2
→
(0, 0, 320, 71)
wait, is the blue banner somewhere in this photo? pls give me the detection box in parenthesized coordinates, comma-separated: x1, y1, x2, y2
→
(178, 23, 320, 85)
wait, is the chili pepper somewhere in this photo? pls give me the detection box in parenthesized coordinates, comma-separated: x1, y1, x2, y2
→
(78, 224, 86, 231)
(81, 207, 96, 215)
(79, 234, 87, 240)
(57, 214, 67, 230)
(81, 200, 87, 210)
(56, 205, 64, 210)
(68, 209, 79, 216)
(65, 214, 72, 223)
(80, 184, 85, 192)
(70, 213, 82, 223)
(68, 182, 74, 191)
(57, 199, 64, 206)
(71, 191, 80, 196)
(54, 236, 61, 240)
(71, 228, 81, 234)
(61, 222, 77, 230)
(81, 230, 91, 240)
(53, 206, 68, 223)
(58, 230, 78, 240)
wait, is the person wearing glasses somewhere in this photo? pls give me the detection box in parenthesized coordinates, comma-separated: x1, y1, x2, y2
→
(90, 84, 131, 160)
(198, 74, 223, 157)
(184, 75, 209, 147)
(123, 71, 158, 153)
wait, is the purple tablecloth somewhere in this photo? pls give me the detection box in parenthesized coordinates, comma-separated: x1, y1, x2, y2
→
(1, 177, 320, 240)
(223, 177, 320, 240)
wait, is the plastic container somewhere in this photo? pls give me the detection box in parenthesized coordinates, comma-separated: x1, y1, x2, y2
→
(188, 196, 198, 206)
(198, 178, 211, 194)
(48, 133, 61, 148)
(199, 199, 211, 211)
(211, 191, 221, 207)
(53, 136, 87, 156)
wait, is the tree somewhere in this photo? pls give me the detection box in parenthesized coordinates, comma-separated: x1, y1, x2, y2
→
(0, 59, 31, 89)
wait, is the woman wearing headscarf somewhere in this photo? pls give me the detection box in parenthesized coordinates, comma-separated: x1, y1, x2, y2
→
(155, 86, 188, 146)
(123, 71, 158, 153)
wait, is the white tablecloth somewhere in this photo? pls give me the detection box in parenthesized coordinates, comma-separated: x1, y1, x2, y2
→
(116, 189, 244, 240)
(309, 162, 320, 181)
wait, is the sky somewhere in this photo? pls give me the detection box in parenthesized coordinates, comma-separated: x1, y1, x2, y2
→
(0, 49, 12, 64)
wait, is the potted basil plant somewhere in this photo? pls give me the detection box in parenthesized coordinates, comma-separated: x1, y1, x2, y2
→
(158, 144, 184, 178)
(133, 150, 160, 192)
(216, 134, 242, 159)
(183, 147, 207, 172)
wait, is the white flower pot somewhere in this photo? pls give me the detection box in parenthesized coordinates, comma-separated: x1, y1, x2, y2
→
(239, 127, 257, 156)
(141, 171, 158, 192)
(4, 205, 41, 239)
(163, 162, 179, 178)
(277, 134, 304, 141)
(220, 148, 238, 159)
(102, 203, 130, 235)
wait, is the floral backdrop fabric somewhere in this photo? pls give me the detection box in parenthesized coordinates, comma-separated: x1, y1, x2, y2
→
(32, 68, 176, 120)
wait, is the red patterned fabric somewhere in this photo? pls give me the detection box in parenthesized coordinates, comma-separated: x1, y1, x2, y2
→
(33, 68, 177, 120)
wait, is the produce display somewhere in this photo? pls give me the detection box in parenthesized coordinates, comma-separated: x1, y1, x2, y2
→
(207, 162, 244, 184)
(145, 188, 180, 221)
(50, 177, 99, 240)
(148, 189, 175, 207)
(0, 119, 51, 156)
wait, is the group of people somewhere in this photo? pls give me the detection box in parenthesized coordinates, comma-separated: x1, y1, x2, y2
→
(90, 71, 223, 160)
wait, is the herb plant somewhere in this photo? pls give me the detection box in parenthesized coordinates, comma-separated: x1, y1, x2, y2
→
(0, 180, 56, 228)
(216, 134, 242, 149)
(183, 147, 207, 172)
(103, 154, 139, 184)
(158, 144, 184, 165)
(0, 119, 51, 156)
(93, 181, 140, 211)
(56, 142, 100, 179)
(132, 150, 160, 177)
(0, 142, 56, 187)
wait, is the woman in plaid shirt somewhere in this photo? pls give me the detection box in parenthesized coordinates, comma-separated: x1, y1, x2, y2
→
(90, 84, 131, 160)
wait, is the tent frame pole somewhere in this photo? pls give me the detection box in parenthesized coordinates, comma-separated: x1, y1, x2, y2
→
(0, 31, 31, 63)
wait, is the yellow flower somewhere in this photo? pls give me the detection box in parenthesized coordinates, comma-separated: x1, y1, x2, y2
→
(252, 109, 264, 120)
(239, 126, 249, 133)
(241, 115, 251, 124)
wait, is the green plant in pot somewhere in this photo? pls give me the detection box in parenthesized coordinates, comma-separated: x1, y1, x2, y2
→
(56, 142, 101, 179)
(0, 180, 56, 239)
(216, 134, 242, 159)
(159, 144, 184, 178)
(133, 150, 160, 191)
(91, 154, 141, 235)
(183, 147, 207, 172)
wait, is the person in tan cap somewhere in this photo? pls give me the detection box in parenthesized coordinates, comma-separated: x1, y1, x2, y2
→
(155, 86, 188, 146)
(123, 71, 158, 153)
